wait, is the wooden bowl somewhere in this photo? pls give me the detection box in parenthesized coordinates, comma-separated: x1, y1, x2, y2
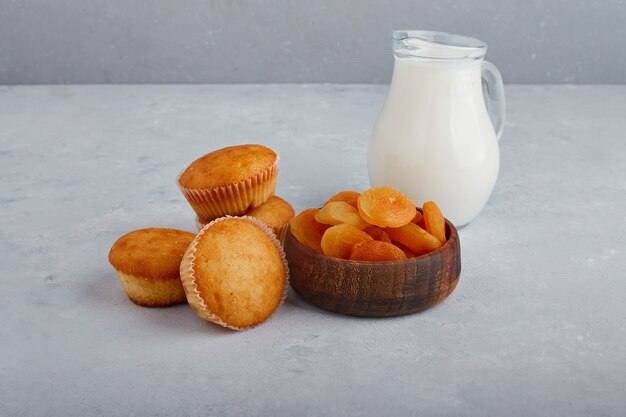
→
(284, 219, 461, 317)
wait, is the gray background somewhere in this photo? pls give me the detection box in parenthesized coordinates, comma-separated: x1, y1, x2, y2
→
(2, 84, 626, 416)
(1, 0, 625, 84)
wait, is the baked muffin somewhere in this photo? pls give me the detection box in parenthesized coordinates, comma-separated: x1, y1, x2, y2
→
(196, 195, 295, 244)
(177, 144, 279, 221)
(108, 228, 196, 307)
(180, 216, 288, 330)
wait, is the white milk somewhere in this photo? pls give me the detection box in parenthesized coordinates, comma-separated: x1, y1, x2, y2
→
(368, 57, 500, 226)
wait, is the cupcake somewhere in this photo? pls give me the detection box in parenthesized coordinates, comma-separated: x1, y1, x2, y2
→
(196, 195, 295, 244)
(177, 144, 279, 221)
(180, 216, 288, 330)
(108, 228, 196, 307)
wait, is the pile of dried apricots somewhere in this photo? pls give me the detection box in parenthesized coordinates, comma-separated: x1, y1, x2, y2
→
(290, 186, 447, 261)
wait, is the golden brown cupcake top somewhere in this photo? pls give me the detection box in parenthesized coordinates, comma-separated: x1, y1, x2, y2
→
(178, 144, 278, 189)
(186, 217, 286, 329)
(240, 195, 294, 229)
(109, 228, 196, 280)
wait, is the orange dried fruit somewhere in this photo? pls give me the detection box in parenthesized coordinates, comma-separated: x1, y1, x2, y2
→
(410, 210, 423, 224)
(357, 186, 416, 228)
(362, 226, 392, 243)
(423, 201, 447, 244)
(349, 240, 407, 262)
(385, 223, 442, 256)
(325, 191, 361, 208)
(411, 210, 426, 229)
(290, 208, 329, 253)
(393, 242, 418, 258)
(315, 201, 370, 229)
(320, 224, 373, 259)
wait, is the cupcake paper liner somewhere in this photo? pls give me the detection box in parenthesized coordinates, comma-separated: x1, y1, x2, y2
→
(179, 215, 289, 331)
(273, 222, 290, 246)
(177, 159, 279, 221)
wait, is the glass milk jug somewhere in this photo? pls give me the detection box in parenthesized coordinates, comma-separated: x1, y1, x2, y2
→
(368, 30, 505, 226)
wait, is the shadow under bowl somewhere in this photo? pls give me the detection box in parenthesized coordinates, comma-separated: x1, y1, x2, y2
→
(283, 219, 461, 318)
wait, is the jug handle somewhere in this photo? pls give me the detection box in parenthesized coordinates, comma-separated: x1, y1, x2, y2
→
(481, 61, 506, 140)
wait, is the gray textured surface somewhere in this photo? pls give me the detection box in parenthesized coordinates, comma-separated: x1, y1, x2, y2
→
(1, 0, 626, 84)
(1, 84, 625, 416)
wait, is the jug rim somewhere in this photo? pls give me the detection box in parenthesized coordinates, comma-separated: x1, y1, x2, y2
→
(392, 30, 487, 60)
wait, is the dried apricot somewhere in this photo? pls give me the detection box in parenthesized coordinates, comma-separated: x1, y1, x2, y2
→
(325, 191, 361, 208)
(392, 242, 418, 258)
(423, 201, 446, 244)
(290, 208, 329, 253)
(385, 223, 442, 256)
(320, 224, 373, 259)
(362, 226, 392, 243)
(357, 186, 416, 228)
(314, 201, 370, 229)
(410, 210, 423, 225)
(349, 240, 407, 262)
(402, 247, 418, 258)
